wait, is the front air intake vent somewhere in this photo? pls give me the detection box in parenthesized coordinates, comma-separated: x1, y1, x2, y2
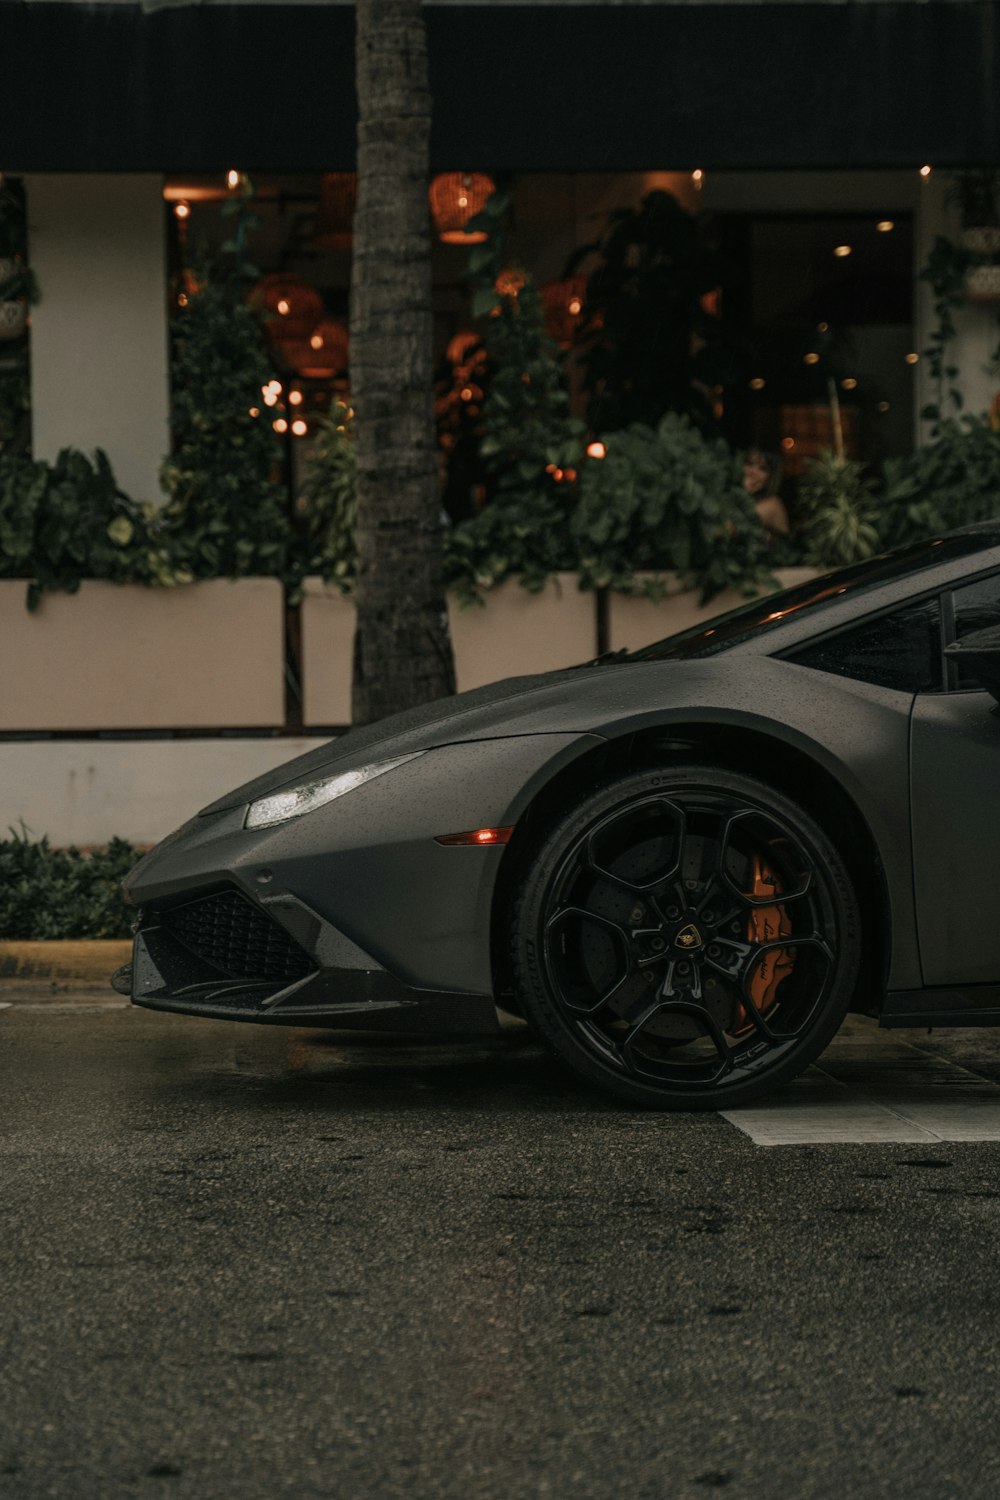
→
(160, 889, 314, 984)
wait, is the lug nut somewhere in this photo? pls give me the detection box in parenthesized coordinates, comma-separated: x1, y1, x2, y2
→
(707, 943, 721, 959)
(650, 936, 665, 951)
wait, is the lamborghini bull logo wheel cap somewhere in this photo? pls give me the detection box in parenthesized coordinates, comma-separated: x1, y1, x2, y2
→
(674, 923, 703, 952)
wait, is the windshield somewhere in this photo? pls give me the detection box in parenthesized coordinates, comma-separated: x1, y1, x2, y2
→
(624, 531, 1000, 663)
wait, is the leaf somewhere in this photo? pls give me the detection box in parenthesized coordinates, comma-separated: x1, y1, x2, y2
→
(472, 285, 501, 319)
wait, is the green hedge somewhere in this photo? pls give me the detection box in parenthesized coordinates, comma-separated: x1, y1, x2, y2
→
(0, 834, 139, 940)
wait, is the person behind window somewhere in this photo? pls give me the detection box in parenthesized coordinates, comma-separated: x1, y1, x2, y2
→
(743, 448, 791, 538)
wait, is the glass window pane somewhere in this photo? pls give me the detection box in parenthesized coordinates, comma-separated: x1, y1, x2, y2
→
(789, 597, 942, 694)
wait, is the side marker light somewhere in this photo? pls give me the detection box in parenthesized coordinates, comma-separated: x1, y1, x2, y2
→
(435, 827, 514, 847)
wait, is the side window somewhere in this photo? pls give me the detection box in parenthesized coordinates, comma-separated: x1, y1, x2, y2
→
(950, 573, 1000, 690)
(788, 597, 942, 694)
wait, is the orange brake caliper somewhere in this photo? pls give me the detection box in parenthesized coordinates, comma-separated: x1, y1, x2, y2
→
(737, 854, 795, 1029)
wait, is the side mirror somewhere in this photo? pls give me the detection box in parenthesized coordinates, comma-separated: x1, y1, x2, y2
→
(945, 623, 1000, 706)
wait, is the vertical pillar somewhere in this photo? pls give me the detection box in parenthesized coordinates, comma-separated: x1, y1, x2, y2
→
(914, 171, 1000, 445)
(23, 173, 169, 502)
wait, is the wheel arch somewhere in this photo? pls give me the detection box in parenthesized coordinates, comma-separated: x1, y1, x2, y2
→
(490, 719, 893, 1016)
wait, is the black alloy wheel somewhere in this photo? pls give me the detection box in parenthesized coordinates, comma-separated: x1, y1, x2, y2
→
(511, 766, 861, 1110)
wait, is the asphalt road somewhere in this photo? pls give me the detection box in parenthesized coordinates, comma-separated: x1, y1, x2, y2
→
(4, 1002, 1000, 1500)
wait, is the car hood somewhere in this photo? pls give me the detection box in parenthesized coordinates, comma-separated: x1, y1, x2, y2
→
(197, 654, 780, 817)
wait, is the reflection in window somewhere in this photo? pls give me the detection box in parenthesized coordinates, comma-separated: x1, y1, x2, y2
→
(789, 598, 942, 694)
(951, 573, 1000, 689)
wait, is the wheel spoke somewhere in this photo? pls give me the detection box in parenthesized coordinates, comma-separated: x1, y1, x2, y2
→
(544, 905, 633, 1016)
(621, 998, 734, 1084)
(583, 796, 687, 896)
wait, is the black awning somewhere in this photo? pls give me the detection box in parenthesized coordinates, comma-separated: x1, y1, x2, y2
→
(2, 2, 998, 172)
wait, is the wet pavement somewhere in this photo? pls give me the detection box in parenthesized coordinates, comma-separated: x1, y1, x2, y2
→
(4, 1002, 1000, 1498)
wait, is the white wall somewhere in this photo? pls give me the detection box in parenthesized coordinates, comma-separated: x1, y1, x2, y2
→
(0, 738, 330, 848)
(24, 173, 170, 503)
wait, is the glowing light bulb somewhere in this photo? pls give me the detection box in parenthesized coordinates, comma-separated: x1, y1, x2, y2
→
(876, 219, 895, 233)
(458, 194, 468, 208)
(277, 300, 290, 316)
(692, 169, 704, 188)
(781, 437, 796, 451)
(878, 401, 890, 412)
(227, 169, 240, 190)
(310, 333, 323, 349)
(249, 406, 260, 418)
(920, 164, 933, 178)
(568, 297, 582, 315)
(587, 441, 607, 460)
(460, 387, 474, 401)
(263, 391, 278, 407)
(288, 389, 303, 407)
(841, 378, 858, 391)
(174, 202, 190, 220)
(291, 419, 308, 437)
(818, 322, 829, 333)
(833, 244, 852, 258)
(749, 377, 765, 391)
(804, 352, 820, 365)
(273, 418, 289, 434)
(905, 352, 920, 365)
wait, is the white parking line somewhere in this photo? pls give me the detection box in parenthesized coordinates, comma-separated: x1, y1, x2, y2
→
(723, 1023, 1000, 1145)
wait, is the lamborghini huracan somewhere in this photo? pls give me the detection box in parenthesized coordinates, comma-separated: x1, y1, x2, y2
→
(114, 523, 1000, 1109)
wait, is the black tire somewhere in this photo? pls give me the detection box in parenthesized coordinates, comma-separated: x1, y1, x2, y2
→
(511, 765, 861, 1110)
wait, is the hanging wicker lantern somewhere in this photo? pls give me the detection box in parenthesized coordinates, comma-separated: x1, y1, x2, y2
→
(429, 173, 495, 243)
(541, 277, 588, 347)
(445, 329, 483, 367)
(249, 272, 325, 345)
(283, 318, 350, 379)
(314, 174, 357, 251)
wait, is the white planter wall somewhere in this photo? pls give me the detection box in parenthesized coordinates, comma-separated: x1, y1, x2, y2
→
(0, 578, 285, 731)
(300, 573, 598, 726)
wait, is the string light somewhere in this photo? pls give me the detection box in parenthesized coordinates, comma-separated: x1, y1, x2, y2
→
(692, 169, 705, 189)
(226, 169, 240, 190)
(288, 389, 303, 407)
(291, 419, 308, 437)
(276, 299, 290, 316)
(841, 378, 858, 390)
(876, 220, 895, 233)
(749, 377, 766, 391)
(905, 352, 920, 365)
(804, 352, 820, 365)
(919, 164, 933, 178)
(586, 441, 607, 460)
(781, 437, 796, 451)
(878, 401, 891, 412)
(273, 418, 289, 434)
(174, 202, 190, 220)
(833, 244, 852, 258)
(249, 406, 260, 418)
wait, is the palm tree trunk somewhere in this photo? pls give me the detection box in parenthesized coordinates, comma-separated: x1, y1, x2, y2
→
(350, 0, 455, 725)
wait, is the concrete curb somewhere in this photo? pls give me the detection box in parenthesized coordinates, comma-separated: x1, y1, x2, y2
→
(0, 941, 131, 1003)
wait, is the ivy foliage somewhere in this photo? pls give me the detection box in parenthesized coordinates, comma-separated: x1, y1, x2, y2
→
(797, 451, 881, 569)
(295, 401, 357, 596)
(0, 831, 139, 940)
(572, 414, 774, 601)
(158, 261, 289, 581)
(569, 190, 732, 434)
(880, 416, 1000, 547)
(442, 188, 586, 603)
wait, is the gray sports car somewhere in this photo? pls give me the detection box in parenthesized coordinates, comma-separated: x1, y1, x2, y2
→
(115, 523, 1000, 1109)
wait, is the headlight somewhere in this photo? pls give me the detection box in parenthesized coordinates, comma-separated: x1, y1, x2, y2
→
(245, 753, 423, 830)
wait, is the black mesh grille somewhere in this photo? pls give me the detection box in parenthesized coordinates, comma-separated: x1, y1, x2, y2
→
(159, 890, 314, 984)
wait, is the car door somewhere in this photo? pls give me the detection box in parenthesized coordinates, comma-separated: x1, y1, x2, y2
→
(910, 570, 1000, 986)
